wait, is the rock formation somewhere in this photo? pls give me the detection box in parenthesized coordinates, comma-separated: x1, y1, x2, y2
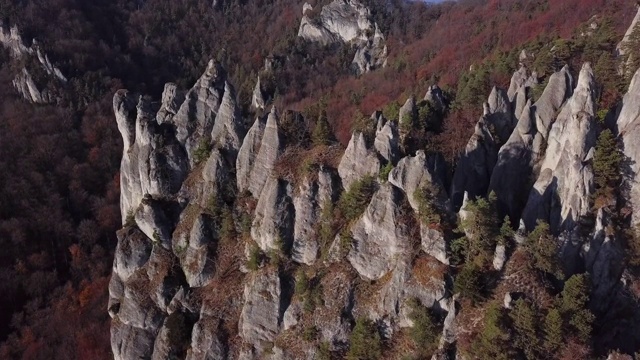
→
(347, 183, 412, 280)
(521, 63, 597, 233)
(337, 131, 381, 190)
(489, 65, 573, 223)
(297, 0, 387, 74)
(0, 23, 67, 103)
(616, 67, 640, 225)
(617, 7, 640, 76)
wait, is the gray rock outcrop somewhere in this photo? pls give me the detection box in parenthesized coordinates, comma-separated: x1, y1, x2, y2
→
(292, 167, 340, 265)
(388, 150, 446, 211)
(298, 0, 387, 74)
(252, 76, 266, 110)
(172, 60, 246, 167)
(237, 114, 268, 194)
(521, 63, 597, 233)
(114, 91, 189, 223)
(374, 116, 400, 163)
(239, 270, 281, 352)
(424, 85, 446, 113)
(246, 108, 284, 198)
(338, 131, 381, 190)
(347, 183, 411, 280)
(450, 118, 498, 211)
(489, 66, 574, 223)
(617, 7, 640, 76)
(251, 177, 294, 252)
(484, 87, 515, 145)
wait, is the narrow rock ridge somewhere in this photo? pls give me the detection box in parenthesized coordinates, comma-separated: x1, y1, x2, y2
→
(0, 23, 67, 103)
(521, 63, 597, 233)
(109, 55, 622, 359)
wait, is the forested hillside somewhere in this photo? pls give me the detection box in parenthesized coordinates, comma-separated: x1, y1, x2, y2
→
(0, 0, 639, 358)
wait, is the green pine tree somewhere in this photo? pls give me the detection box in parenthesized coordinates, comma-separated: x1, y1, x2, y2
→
(510, 299, 539, 360)
(543, 308, 563, 353)
(347, 318, 382, 360)
(593, 129, 622, 207)
(312, 110, 332, 146)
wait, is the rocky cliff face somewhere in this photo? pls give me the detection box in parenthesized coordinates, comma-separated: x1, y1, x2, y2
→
(298, 0, 387, 74)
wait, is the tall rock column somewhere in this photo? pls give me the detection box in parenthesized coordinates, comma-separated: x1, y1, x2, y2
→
(521, 63, 597, 233)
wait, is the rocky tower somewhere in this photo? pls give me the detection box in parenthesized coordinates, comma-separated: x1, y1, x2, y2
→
(520, 63, 597, 233)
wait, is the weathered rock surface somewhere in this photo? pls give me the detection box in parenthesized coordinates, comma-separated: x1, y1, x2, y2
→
(176, 214, 216, 288)
(351, 26, 388, 74)
(348, 183, 411, 280)
(338, 131, 381, 190)
(507, 65, 537, 102)
(374, 116, 400, 163)
(484, 87, 515, 145)
(239, 270, 281, 350)
(172, 60, 247, 167)
(388, 150, 446, 211)
(237, 114, 267, 194)
(252, 76, 266, 110)
(533, 65, 574, 143)
(489, 66, 574, 223)
(616, 6, 640, 58)
(583, 209, 625, 312)
(292, 167, 339, 265)
(251, 177, 294, 252)
(186, 316, 227, 360)
(247, 108, 284, 198)
(106, 46, 640, 360)
(450, 118, 498, 210)
(421, 225, 448, 265)
(521, 63, 596, 233)
(424, 85, 446, 113)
